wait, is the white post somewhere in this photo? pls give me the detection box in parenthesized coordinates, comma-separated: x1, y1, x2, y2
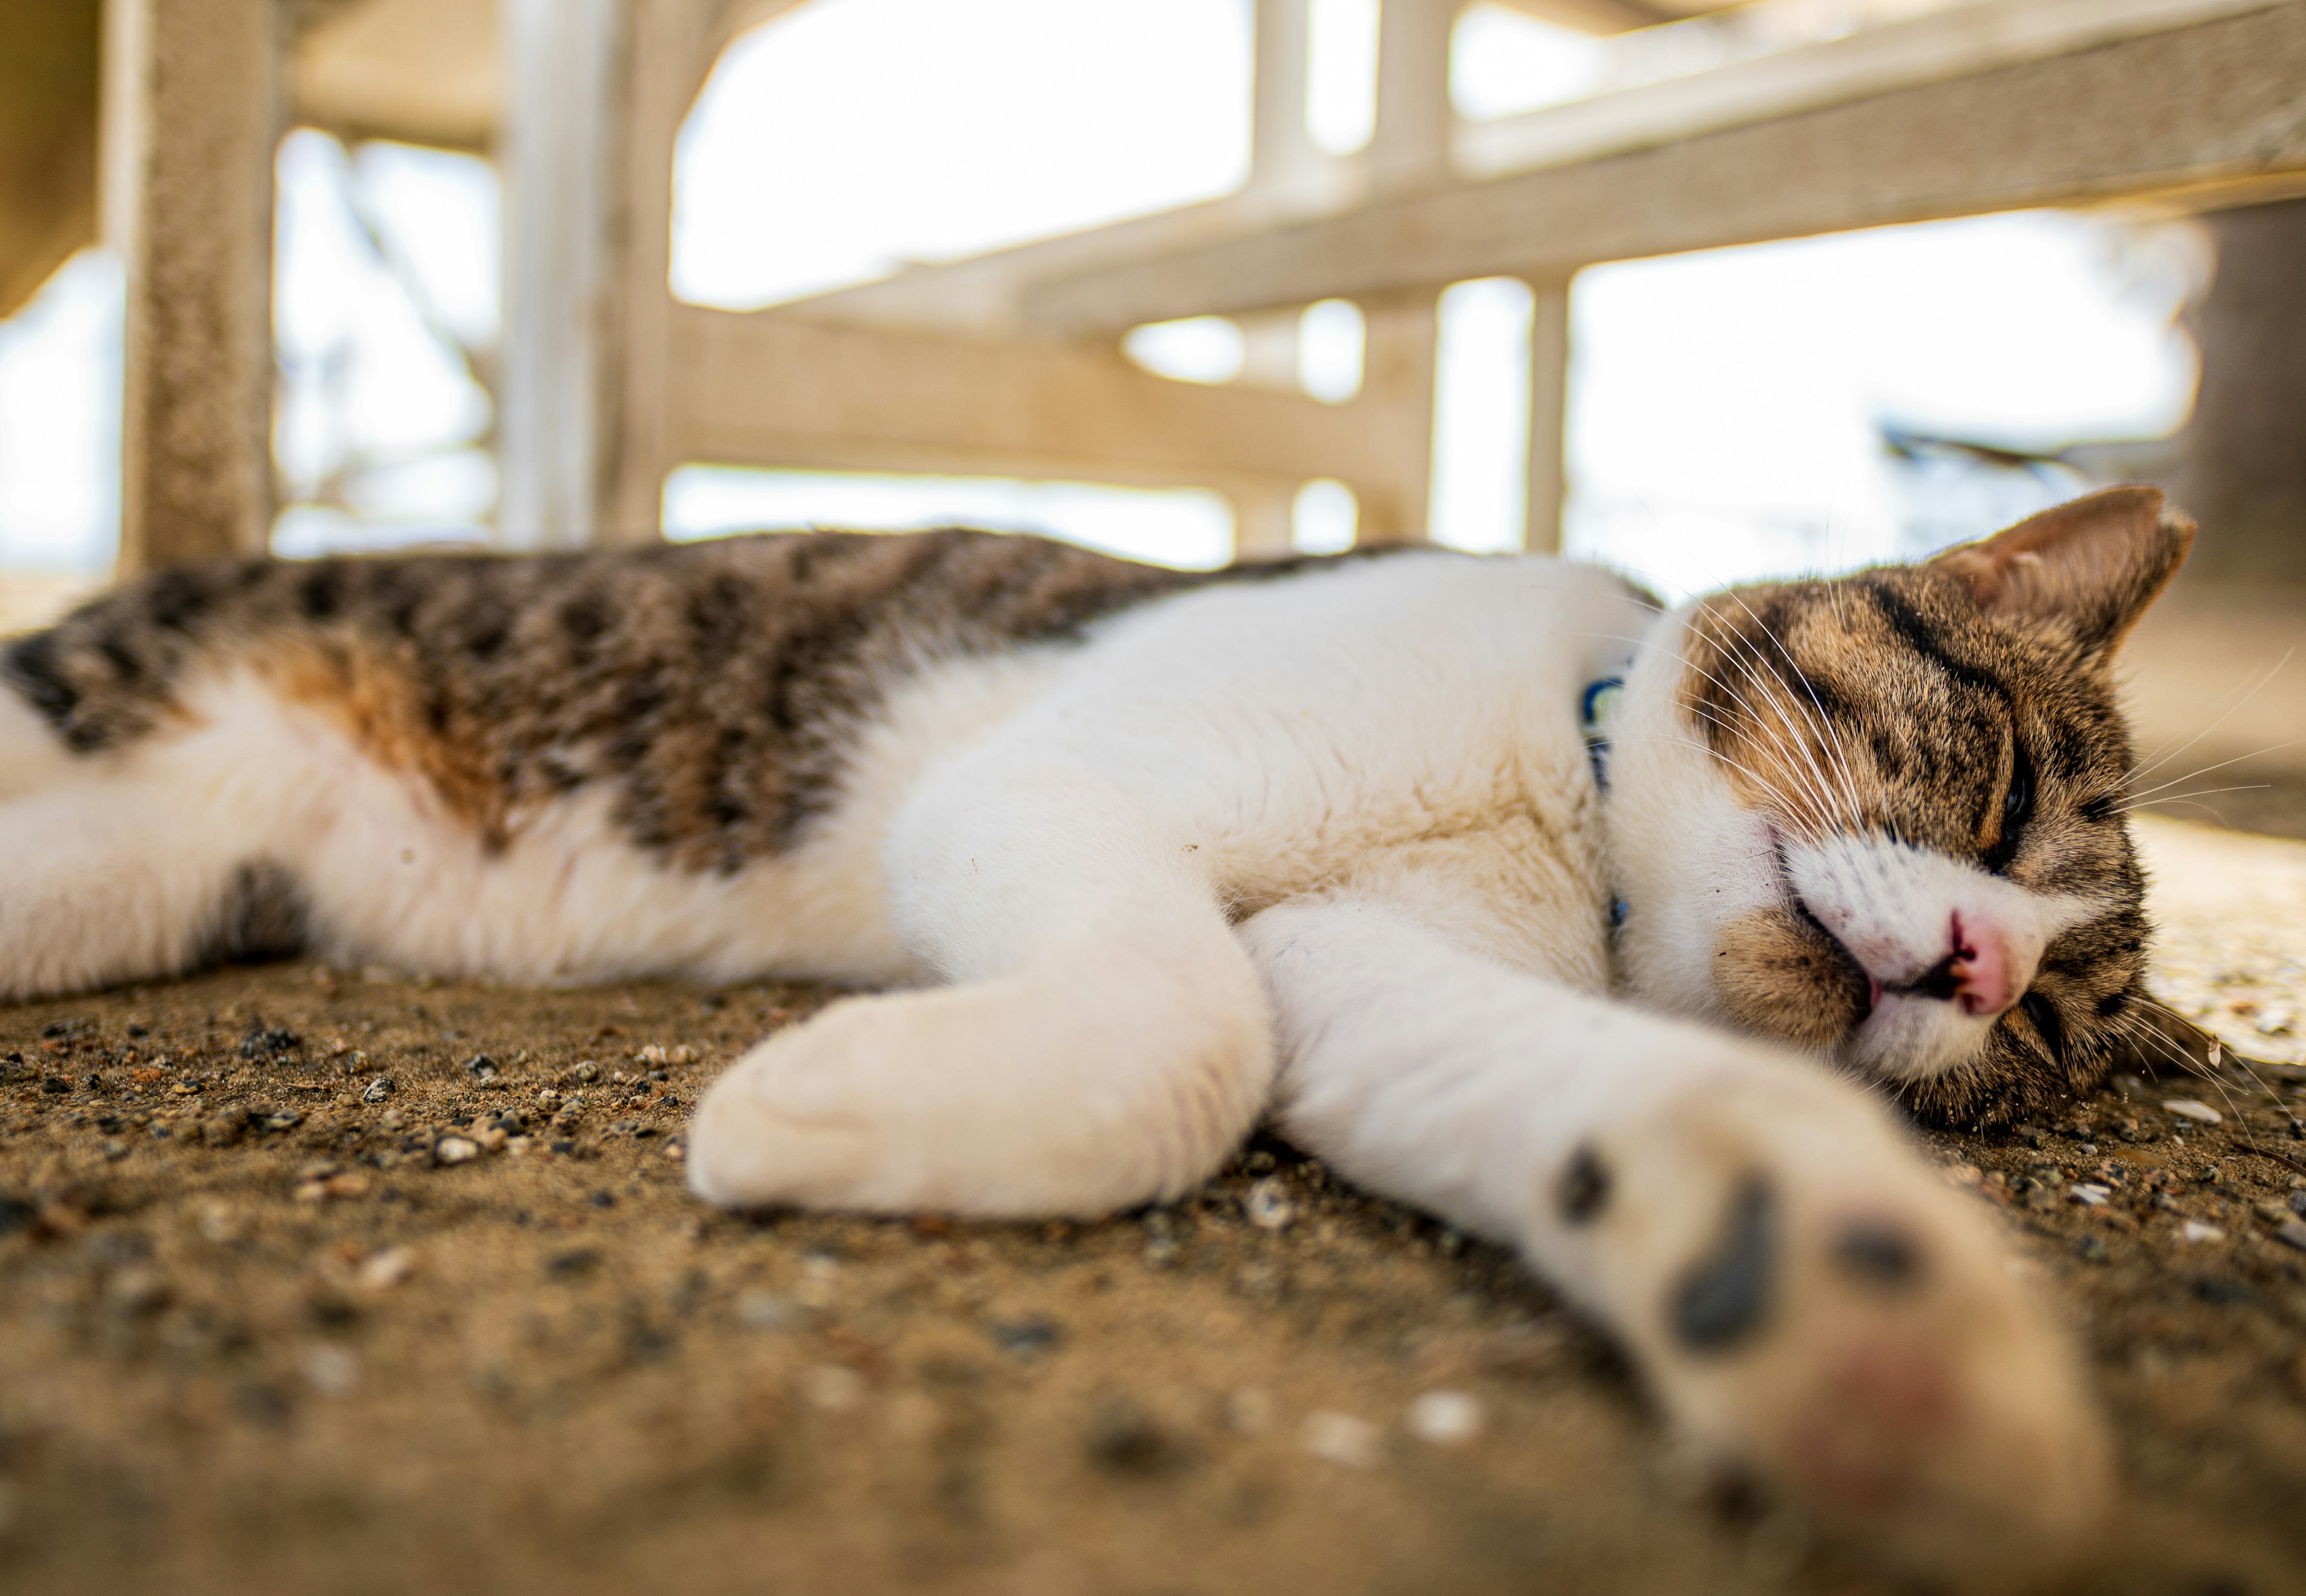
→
(1524, 279, 1569, 553)
(103, 0, 281, 572)
(497, 0, 625, 550)
(1250, 0, 1322, 202)
(1371, 0, 1456, 196)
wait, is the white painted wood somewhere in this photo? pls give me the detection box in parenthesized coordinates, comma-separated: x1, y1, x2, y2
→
(665, 306, 1427, 517)
(1457, 0, 2293, 180)
(1022, 2, 2306, 332)
(103, 0, 282, 572)
(1524, 280, 1569, 555)
(1355, 293, 1439, 543)
(1372, 0, 1459, 194)
(496, 0, 624, 550)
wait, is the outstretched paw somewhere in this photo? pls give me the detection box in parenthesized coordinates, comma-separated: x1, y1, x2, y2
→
(1557, 1066, 2107, 1573)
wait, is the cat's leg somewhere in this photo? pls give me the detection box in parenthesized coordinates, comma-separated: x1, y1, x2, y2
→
(1243, 887, 2106, 1562)
(0, 686, 311, 1001)
(685, 755, 1273, 1217)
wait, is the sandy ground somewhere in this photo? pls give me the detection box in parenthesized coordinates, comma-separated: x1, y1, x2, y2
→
(4, 818, 2306, 1596)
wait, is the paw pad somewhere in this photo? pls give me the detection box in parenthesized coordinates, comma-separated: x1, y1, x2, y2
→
(1671, 1176, 1777, 1352)
(1830, 1222, 1923, 1289)
(1556, 1144, 1612, 1224)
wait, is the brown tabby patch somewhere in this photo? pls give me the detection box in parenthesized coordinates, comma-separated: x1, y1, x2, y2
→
(1680, 496, 2195, 1127)
(3, 531, 1261, 871)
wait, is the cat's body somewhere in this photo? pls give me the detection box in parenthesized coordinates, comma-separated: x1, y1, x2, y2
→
(2, 488, 2196, 1569)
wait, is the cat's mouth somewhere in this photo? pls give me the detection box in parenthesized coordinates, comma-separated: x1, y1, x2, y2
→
(1766, 830, 1876, 1032)
(1785, 885, 1877, 1029)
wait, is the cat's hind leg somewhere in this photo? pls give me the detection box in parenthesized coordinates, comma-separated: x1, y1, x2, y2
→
(0, 681, 314, 1001)
(685, 751, 1275, 1218)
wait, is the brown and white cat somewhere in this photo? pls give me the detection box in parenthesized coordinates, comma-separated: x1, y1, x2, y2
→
(0, 484, 2192, 1566)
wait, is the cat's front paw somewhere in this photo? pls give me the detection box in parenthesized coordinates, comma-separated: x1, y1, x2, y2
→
(1558, 1062, 2107, 1572)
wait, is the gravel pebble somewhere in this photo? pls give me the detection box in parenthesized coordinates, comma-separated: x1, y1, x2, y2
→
(1244, 1178, 1295, 1231)
(1405, 1389, 1486, 1446)
(1299, 1410, 1382, 1468)
(299, 1344, 360, 1397)
(734, 1289, 806, 1331)
(2164, 1100, 2223, 1125)
(799, 1364, 867, 1412)
(356, 1247, 418, 1293)
(434, 1136, 480, 1165)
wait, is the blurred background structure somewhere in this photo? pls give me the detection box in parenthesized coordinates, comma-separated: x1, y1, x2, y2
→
(0, 0, 2302, 824)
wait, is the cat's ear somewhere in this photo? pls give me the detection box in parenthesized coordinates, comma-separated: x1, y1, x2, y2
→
(1930, 485, 2194, 657)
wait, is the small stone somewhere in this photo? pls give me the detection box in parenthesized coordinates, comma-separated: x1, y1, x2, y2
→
(669, 1045, 698, 1065)
(298, 1344, 360, 1397)
(2277, 1218, 2306, 1255)
(462, 1054, 497, 1079)
(264, 1111, 302, 1132)
(2164, 1099, 2223, 1125)
(2069, 1183, 2110, 1208)
(2179, 1221, 2227, 1245)
(799, 1364, 867, 1412)
(356, 1246, 417, 1293)
(734, 1289, 805, 1331)
(986, 1316, 1063, 1360)
(359, 1077, 393, 1105)
(434, 1135, 480, 1165)
(1244, 1178, 1295, 1231)
(1298, 1410, 1382, 1468)
(637, 1044, 669, 1065)
(570, 1061, 601, 1083)
(1405, 1389, 1485, 1447)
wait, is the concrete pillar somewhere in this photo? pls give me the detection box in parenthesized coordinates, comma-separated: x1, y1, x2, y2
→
(103, 0, 283, 573)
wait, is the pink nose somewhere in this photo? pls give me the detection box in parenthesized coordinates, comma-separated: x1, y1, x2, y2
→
(1945, 911, 2012, 1016)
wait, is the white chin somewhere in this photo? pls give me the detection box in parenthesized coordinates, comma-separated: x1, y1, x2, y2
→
(1845, 993, 1996, 1083)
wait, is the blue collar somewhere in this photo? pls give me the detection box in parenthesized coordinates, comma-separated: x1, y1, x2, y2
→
(1580, 677, 1624, 791)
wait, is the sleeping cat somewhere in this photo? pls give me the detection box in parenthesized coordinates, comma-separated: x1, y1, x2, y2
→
(0, 484, 2191, 1566)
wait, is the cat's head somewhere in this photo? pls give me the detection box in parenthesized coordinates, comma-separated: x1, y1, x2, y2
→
(1606, 486, 2194, 1126)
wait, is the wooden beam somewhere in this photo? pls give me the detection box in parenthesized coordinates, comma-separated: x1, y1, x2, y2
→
(495, 0, 623, 551)
(103, 0, 282, 573)
(1486, 0, 1687, 33)
(1524, 282, 1568, 554)
(1023, 1, 2306, 333)
(1372, 0, 1459, 195)
(662, 304, 1427, 515)
(1457, 0, 2286, 181)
